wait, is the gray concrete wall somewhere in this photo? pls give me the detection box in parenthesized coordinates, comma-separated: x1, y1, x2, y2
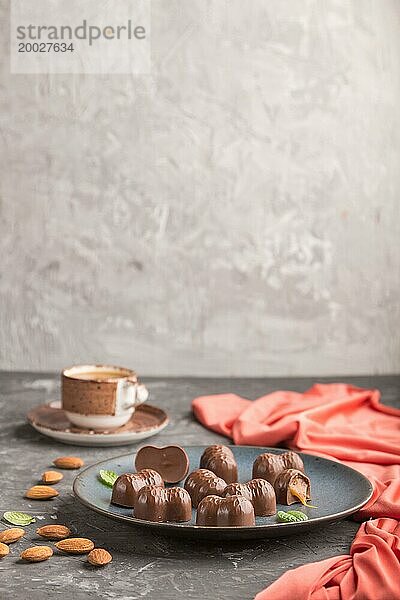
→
(1, 0, 400, 376)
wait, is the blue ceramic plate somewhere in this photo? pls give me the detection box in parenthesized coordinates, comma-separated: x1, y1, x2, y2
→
(73, 446, 373, 540)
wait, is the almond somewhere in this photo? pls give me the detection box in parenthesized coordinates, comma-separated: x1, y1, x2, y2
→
(20, 545, 53, 562)
(53, 456, 84, 470)
(87, 548, 112, 566)
(0, 542, 10, 558)
(25, 485, 59, 500)
(36, 525, 71, 540)
(42, 470, 63, 484)
(55, 537, 94, 554)
(0, 528, 25, 544)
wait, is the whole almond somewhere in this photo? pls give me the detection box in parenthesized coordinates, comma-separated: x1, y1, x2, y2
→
(55, 537, 94, 554)
(25, 485, 59, 500)
(20, 545, 53, 562)
(53, 456, 84, 470)
(0, 528, 25, 544)
(36, 525, 71, 540)
(0, 542, 10, 558)
(42, 470, 63, 484)
(87, 548, 112, 566)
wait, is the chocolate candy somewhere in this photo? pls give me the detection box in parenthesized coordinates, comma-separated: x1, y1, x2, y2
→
(135, 445, 189, 484)
(184, 469, 226, 508)
(252, 451, 304, 485)
(224, 479, 276, 516)
(200, 445, 238, 484)
(134, 485, 192, 522)
(274, 469, 311, 505)
(111, 469, 164, 507)
(196, 495, 255, 527)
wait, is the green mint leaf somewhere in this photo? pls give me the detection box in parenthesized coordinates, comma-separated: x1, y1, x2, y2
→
(287, 510, 309, 521)
(3, 511, 36, 526)
(277, 510, 309, 523)
(98, 470, 118, 488)
(277, 510, 298, 523)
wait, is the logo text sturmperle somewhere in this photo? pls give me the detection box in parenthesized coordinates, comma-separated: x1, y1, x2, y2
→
(16, 20, 146, 46)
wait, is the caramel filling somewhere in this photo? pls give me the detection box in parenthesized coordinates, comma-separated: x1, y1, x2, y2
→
(289, 477, 316, 508)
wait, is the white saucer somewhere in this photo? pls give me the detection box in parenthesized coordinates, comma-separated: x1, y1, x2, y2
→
(27, 400, 169, 447)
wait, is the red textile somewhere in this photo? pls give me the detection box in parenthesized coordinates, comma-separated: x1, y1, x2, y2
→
(192, 384, 400, 518)
(255, 518, 400, 600)
(192, 384, 400, 598)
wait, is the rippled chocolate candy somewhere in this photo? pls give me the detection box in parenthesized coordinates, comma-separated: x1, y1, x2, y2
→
(111, 469, 164, 507)
(200, 445, 238, 483)
(184, 468, 226, 508)
(134, 485, 192, 522)
(252, 451, 304, 485)
(135, 445, 189, 484)
(224, 479, 276, 516)
(274, 468, 311, 506)
(196, 495, 255, 527)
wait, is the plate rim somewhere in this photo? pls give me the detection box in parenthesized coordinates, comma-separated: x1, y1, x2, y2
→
(29, 420, 169, 443)
(73, 445, 374, 532)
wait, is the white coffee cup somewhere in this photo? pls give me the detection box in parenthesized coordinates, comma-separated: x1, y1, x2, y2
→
(61, 364, 148, 430)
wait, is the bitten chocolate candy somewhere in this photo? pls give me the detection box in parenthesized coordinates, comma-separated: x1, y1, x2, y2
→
(111, 470, 164, 507)
(252, 451, 304, 485)
(224, 479, 276, 516)
(200, 445, 238, 484)
(196, 495, 255, 527)
(184, 469, 226, 508)
(135, 445, 189, 484)
(134, 485, 192, 522)
(274, 468, 311, 505)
